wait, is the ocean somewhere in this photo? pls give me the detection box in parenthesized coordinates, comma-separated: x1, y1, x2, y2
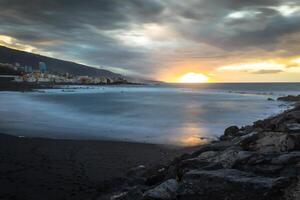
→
(0, 83, 299, 146)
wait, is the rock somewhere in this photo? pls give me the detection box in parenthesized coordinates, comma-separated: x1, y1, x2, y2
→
(175, 158, 218, 180)
(220, 126, 240, 140)
(268, 98, 275, 101)
(254, 120, 266, 128)
(110, 187, 143, 200)
(208, 149, 254, 168)
(271, 152, 300, 165)
(177, 169, 291, 200)
(246, 153, 274, 165)
(286, 111, 300, 123)
(284, 177, 300, 200)
(251, 164, 284, 175)
(126, 165, 147, 185)
(143, 179, 178, 200)
(237, 131, 260, 149)
(197, 151, 218, 159)
(285, 123, 300, 133)
(127, 165, 147, 178)
(224, 126, 240, 136)
(277, 95, 300, 102)
(251, 132, 296, 153)
(190, 141, 232, 157)
(239, 125, 255, 135)
(110, 192, 129, 200)
(145, 166, 168, 186)
(291, 133, 300, 150)
(234, 153, 284, 175)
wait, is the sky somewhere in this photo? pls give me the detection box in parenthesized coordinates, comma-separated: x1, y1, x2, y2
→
(0, 0, 300, 82)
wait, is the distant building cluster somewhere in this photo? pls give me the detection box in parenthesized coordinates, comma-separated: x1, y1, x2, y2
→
(0, 62, 127, 85)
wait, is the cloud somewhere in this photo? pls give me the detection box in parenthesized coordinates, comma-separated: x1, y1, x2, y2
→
(0, 0, 299, 80)
(0, 35, 37, 52)
(251, 69, 283, 74)
(218, 61, 300, 74)
(217, 62, 286, 72)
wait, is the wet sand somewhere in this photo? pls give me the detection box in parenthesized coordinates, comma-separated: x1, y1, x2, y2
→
(0, 133, 194, 200)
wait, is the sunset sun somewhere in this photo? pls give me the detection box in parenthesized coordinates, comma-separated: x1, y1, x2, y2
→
(179, 72, 209, 83)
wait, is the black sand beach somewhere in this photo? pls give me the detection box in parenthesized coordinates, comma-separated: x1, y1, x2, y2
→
(0, 134, 193, 200)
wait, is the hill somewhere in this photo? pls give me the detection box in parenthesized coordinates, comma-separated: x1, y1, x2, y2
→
(0, 46, 121, 78)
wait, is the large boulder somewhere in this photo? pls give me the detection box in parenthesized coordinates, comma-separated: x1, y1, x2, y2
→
(143, 179, 178, 200)
(174, 157, 222, 180)
(220, 126, 240, 140)
(249, 132, 296, 153)
(271, 152, 300, 165)
(145, 166, 168, 186)
(177, 169, 291, 200)
(200, 149, 254, 168)
(236, 131, 260, 149)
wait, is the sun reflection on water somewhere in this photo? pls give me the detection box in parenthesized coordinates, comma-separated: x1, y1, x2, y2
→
(172, 123, 210, 147)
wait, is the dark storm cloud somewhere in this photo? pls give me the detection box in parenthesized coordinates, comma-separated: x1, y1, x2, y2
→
(170, 1, 300, 51)
(0, 0, 167, 74)
(221, 15, 300, 50)
(0, 0, 299, 76)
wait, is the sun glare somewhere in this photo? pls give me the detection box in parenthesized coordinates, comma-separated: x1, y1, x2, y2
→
(179, 72, 209, 83)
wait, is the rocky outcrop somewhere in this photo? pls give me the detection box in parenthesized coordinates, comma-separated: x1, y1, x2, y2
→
(98, 96, 300, 200)
(278, 95, 300, 102)
(249, 132, 296, 153)
(220, 126, 241, 140)
(177, 169, 289, 200)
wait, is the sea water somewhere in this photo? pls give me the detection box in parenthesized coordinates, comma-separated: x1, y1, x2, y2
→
(0, 83, 299, 146)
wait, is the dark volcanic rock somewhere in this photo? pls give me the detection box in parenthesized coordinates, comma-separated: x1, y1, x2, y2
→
(286, 111, 300, 123)
(285, 123, 300, 133)
(271, 152, 300, 165)
(127, 165, 147, 178)
(143, 179, 178, 200)
(177, 169, 291, 200)
(220, 126, 240, 140)
(190, 141, 232, 157)
(145, 166, 168, 186)
(278, 95, 300, 102)
(109, 186, 144, 200)
(284, 177, 300, 200)
(196, 149, 254, 169)
(246, 132, 296, 153)
(100, 101, 300, 200)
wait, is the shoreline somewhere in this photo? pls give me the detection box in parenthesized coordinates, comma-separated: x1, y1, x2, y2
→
(0, 95, 299, 199)
(99, 95, 300, 200)
(0, 82, 146, 92)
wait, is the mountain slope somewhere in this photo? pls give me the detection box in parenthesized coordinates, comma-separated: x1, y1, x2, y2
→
(0, 46, 121, 77)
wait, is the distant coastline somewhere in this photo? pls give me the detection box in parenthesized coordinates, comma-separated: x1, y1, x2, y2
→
(0, 81, 146, 92)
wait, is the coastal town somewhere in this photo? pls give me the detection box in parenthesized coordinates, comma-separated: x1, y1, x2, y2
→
(0, 61, 128, 86)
